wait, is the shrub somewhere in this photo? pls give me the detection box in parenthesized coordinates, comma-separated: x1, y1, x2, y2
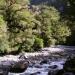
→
(33, 37, 44, 51)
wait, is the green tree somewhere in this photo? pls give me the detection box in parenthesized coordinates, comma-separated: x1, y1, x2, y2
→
(35, 5, 71, 46)
(36, 6, 60, 46)
(4, 0, 36, 52)
(0, 15, 10, 53)
(63, 0, 75, 45)
(33, 37, 44, 51)
(0, 0, 36, 53)
(52, 21, 71, 44)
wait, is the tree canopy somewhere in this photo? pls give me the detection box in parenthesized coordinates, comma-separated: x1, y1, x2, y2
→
(0, 0, 74, 54)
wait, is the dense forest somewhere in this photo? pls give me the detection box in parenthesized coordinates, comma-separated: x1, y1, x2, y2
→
(0, 0, 75, 54)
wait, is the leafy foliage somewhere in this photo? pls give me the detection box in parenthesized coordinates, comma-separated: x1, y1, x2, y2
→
(0, 0, 74, 54)
(0, 15, 10, 53)
(35, 6, 71, 46)
(33, 37, 43, 51)
(52, 21, 71, 44)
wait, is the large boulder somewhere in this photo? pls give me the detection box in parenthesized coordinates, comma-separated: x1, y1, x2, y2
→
(48, 70, 60, 75)
(54, 56, 75, 75)
(55, 70, 74, 75)
(9, 60, 29, 73)
(0, 60, 29, 74)
(63, 56, 75, 73)
(55, 69, 64, 75)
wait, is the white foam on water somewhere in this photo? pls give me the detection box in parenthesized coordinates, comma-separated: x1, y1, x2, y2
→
(9, 60, 65, 75)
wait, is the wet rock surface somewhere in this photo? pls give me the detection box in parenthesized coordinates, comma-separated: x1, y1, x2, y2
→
(0, 45, 75, 75)
(9, 60, 29, 73)
(0, 56, 29, 75)
(8, 56, 66, 75)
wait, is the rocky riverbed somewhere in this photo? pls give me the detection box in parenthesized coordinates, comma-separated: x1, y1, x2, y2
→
(8, 56, 66, 75)
(0, 45, 75, 75)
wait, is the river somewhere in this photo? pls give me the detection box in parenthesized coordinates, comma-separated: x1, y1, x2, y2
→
(0, 45, 75, 75)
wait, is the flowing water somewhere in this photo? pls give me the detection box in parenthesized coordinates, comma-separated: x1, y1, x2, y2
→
(0, 45, 75, 75)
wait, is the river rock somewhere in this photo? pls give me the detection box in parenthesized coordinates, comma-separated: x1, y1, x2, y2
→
(48, 65, 58, 69)
(63, 72, 74, 75)
(40, 59, 48, 64)
(55, 69, 64, 75)
(0, 60, 29, 75)
(19, 53, 28, 59)
(9, 60, 29, 73)
(63, 56, 75, 72)
(48, 70, 59, 75)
